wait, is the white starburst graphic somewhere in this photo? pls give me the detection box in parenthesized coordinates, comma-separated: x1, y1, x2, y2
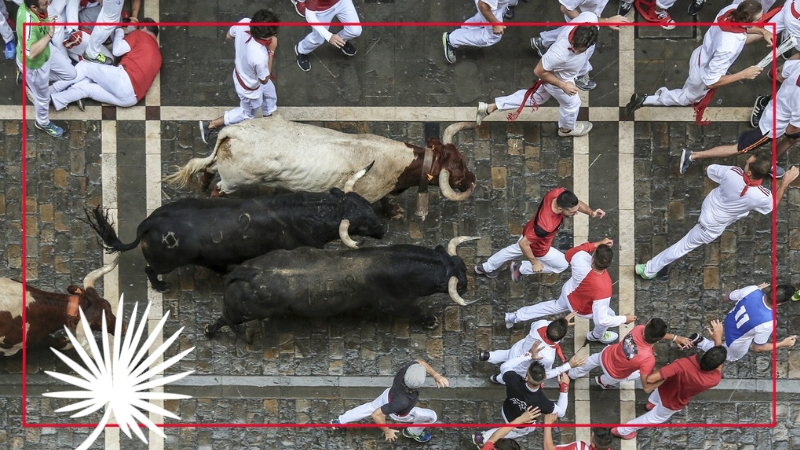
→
(44, 295, 195, 450)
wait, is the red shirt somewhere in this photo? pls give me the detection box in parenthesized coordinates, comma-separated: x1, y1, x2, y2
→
(119, 31, 162, 102)
(601, 325, 655, 380)
(522, 187, 566, 257)
(306, 0, 340, 11)
(656, 354, 722, 411)
(563, 242, 612, 315)
(556, 442, 594, 450)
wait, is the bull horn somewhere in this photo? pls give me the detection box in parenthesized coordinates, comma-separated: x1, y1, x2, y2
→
(442, 121, 478, 145)
(448, 277, 469, 306)
(344, 161, 375, 193)
(83, 253, 120, 289)
(439, 169, 475, 201)
(446, 235, 481, 256)
(339, 219, 359, 248)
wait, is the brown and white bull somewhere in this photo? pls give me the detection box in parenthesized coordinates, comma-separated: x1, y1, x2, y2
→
(163, 116, 478, 219)
(0, 255, 123, 356)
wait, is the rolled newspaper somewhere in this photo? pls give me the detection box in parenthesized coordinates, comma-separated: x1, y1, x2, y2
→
(757, 35, 798, 69)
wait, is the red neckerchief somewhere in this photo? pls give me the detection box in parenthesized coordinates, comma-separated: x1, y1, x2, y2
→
(567, 27, 577, 52)
(792, 1, 800, 20)
(245, 31, 272, 47)
(739, 170, 763, 197)
(717, 10, 747, 33)
(537, 327, 567, 363)
(692, 88, 716, 126)
(508, 80, 544, 121)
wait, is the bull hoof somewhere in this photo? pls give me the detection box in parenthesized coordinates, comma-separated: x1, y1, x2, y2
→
(152, 281, 170, 292)
(245, 329, 256, 345)
(203, 324, 216, 339)
(386, 205, 405, 220)
(423, 316, 440, 330)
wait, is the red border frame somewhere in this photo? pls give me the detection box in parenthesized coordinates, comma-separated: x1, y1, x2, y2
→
(18, 18, 780, 432)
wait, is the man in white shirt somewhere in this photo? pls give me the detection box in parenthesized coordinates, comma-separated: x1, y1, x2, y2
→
(442, 0, 509, 64)
(636, 154, 798, 279)
(84, 0, 139, 65)
(199, 10, 279, 144)
(473, 14, 599, 137)
(680, 60, 800, 177)
(690, 283, 797, 361)
(294, 0, 361, 72)
(480, 315, 587, 383)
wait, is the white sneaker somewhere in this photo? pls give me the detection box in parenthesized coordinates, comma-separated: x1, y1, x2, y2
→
(476, 102, 489, 125)
(558, 122, 593, 137)
(588, 331, 619, 344)
(504, 312, 516, 329)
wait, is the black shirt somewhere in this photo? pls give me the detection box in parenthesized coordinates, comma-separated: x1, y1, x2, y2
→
(381, 362, 420, 416)
(501, 371, 555, 422)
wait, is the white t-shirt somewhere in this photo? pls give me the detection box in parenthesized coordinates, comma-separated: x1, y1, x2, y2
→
(541, 11, 597, 82)
(759, 60, 800, 137)
(477, 0, 511, 11)
(560, 0, 609, 17)
(699, 165, 773, 232)
(780, 0, 800, 41)
(500, 320, 572, 380)
(727, 285, 774, 346)
(230, 18, 270, 100)
(696, 5, 749, 87)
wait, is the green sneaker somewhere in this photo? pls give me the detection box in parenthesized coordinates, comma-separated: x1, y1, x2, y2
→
(635, 264, 656, 280)
(83, 51, 113, 65)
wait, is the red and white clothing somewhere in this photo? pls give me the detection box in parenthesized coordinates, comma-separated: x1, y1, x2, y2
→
(616, 355, 721, 436)
(297, 0, 361, 55)
(568, 325, 655, 385)
(556, 441, 594, 450)
(224, 18, 276, 125)
(770, 0, 800, 51)
(85, 0, 123, 59)
(449, 0, 511, 49)
(758, 60, 800, 138)
(495, 13, 597, 130)
(481, 187, 570, 275)
(642, 164, 773, 277)
(509, 242, 626, 341)
(51, 29, 160, 109)
(643, 5, 749, 107)
(488, 320, 572, 382)
(540, 0, 610, 47)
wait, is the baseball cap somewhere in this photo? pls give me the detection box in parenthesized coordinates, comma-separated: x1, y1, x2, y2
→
(404, 364, 426, 389)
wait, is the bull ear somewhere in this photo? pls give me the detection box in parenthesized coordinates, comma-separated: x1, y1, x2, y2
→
(330, 187, 345, 197)
(67, 285, 82, 295)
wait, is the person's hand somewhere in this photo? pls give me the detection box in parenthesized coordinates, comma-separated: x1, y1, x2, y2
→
(531, 259, 544, 273)
(757, 282, 771, 290)
(707, 319, 724, 342)
(517, 406, 541, 424)
(529, 342, 546, 360)
(740, 65, 763, 80)
(762, 30, 773, 46)
(604, 14, 629, 30)
(433, 374, 450, 388)
(492, 24, 505, 34)
(565, 312, 577, 327)
(595, 238, 613, 247)
(624, 313, 637, 324)
(384, 429, 398, 441)
(779, 335, 797, 348)
(561, 81, 579, 96)
(783, 166, 799, 184)
(328, 33, 345, 48)
(673, 336, 693, 350)
(130, 17, 139, 23)
(557, 372, 570, 385)
(568, 354, 587, 367)
(590, 208, 605, 218)
(544, 413, 558, 425)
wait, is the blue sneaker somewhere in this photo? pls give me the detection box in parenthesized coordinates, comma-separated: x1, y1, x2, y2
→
(402, 428, 432, 443)
(330, 418, 341, 430)
(35, 121, 65, 138)
(4, 41, 15, 60)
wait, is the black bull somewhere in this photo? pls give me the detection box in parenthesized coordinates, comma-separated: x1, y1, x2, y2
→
(86, 188, 387, 291)
(204, 236, 480, 343)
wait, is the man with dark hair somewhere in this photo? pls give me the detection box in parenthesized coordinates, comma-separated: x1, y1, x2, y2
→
(200, 9, 279, 143)
(689, 283, 797, 361)
(480, 314, 587, 383)
(505, 238, 635, 345)
(49, 19, 161, 110)
(543, 414, 613, 450)
(476, 188, 604, 281)
(612, 321, 727, 439)
(636, 154, 798, 279)
(473, 14, 599, 136)
(331, 359, 449, 443)
(476, 407, 540, 450)
(472, 361, 570, 447)
(568, 318, 694, 389)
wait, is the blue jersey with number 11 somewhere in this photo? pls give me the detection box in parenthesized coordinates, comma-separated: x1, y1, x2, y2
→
(724, 289, 772, 347)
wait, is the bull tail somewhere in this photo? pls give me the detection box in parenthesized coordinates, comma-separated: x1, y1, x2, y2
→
(84, 206, 142, 252)
(162, 144, 220, 188)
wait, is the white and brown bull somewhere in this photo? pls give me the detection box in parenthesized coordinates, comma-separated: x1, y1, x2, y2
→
(163, 116, 478, 219)
(0, 255, 123, 356)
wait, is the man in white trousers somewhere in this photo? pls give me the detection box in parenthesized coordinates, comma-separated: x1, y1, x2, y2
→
(504, 239, 635, 344)
(474, 13, 599, 137)
(636, 153, 797, 279)
(442, 0, 509, 64)
(690, 284, 797, 361)
(475, 188, 604, 281)
(199, 9, 279, 144)
(84, 0, 139, 64)
(294, 0, 360, 72)
(331, 360, 449, 443)
(480, 314, 587, 383)
(50, 19, 160, 109)
(612, 324, 727, 440)
(17, 0, 76, 137)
